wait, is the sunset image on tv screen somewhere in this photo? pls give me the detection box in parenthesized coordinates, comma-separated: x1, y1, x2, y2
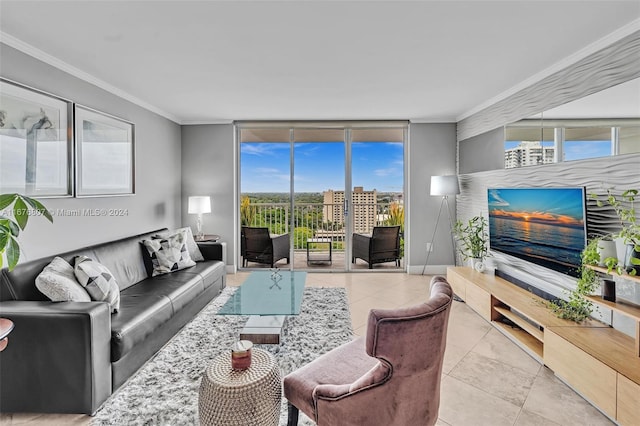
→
(488, 187, 587, 276)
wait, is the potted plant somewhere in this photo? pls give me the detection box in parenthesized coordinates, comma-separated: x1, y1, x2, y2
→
(548, 241, 600, 322)
(453, 215, 488, 271)
(592, 189, 640, 275)
(0, 193, 53, 271)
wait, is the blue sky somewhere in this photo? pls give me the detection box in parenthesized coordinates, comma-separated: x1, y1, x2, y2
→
(241, 141, 403, 193)
(504, 140, 611, 161)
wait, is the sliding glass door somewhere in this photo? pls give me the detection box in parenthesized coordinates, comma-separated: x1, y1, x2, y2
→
(351, 129, 405, 269)
(292, 129, 345, 271)
(238, 123, 406, 272)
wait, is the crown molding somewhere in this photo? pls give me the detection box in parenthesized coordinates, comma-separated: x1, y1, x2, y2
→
(1, 31, 182, 124)
(181, 119, 234, 126)
(409, 117, 457, 124)
(456, 18, 640, 122)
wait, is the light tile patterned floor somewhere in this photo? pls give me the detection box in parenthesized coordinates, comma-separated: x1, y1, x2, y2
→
(0, 272, 613, 426)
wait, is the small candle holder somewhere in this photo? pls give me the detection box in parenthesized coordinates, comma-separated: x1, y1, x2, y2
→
(231, 340, 253, 370)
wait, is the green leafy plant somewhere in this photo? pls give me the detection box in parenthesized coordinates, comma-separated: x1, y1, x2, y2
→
(385, 202, 405, 258)
(548, 245, 599, 322)
(581, 237, 601, 266)
(0, 193, 53, 270)
(240, 195, 256, 226)
(453, 215, 488, 261)
(591, 188, 640, 275)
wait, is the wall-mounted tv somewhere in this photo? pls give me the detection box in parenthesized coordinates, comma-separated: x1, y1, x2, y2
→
(487, 187, 588, 277)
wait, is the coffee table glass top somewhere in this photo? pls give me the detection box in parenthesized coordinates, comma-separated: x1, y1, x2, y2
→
(218, 271, 306, 315)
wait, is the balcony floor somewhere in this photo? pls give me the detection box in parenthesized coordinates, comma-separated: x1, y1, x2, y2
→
(241, 250, 405, 272)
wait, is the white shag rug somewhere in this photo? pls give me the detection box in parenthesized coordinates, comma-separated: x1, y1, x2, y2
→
(91, 286, 353, 425)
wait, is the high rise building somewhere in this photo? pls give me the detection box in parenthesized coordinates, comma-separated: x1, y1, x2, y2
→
(505, 141, 555, 169)
(323, 187, 377, 233)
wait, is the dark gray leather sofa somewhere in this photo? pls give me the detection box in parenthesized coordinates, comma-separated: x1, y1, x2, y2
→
(0, 229, 226, 415)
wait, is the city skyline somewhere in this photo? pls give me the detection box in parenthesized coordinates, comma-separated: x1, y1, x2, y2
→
(240, 141, 404, 193)
(504, 140, 611, 162)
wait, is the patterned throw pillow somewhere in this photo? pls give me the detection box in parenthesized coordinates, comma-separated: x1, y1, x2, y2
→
(36, 256, 91, 302)
(142, 232, 196, 276)
(154, 227, 204, 262)
(73, 256, 121, 313)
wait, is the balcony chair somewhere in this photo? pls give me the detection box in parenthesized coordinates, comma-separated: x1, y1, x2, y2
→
(283, 275, 453, 426)
(352, 225, 401, 269)
(241, 226, 290, 268)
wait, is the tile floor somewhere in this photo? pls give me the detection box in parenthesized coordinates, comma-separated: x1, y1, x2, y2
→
(0, 272, 613, 426)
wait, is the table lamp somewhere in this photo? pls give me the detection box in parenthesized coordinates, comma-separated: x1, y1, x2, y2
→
(188, 196, 211, 240)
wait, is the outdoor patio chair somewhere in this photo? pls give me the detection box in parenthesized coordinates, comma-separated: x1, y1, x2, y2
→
(352, 225, 401, 269)
(283, 275, 453, 426)
(241, 226, 290, 268)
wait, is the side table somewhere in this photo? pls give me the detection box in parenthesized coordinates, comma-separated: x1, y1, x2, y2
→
(306, 238, 332, 265)
(0, 318, 14, 352)
(195, 234, 221, 242)
(199, 348, 281, 426)
(196, 240, 227, 266)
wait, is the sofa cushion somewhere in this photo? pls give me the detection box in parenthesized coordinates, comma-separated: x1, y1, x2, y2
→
(74, 256, 120, 313)
(35, 257, 91, 302)
(155, 227, 204, 262)
(183, 262, 226, 289)
(110, 272, 205, 361)
(138, 272, 205, 312)
(142, 233, 196, 276)
(110, 287, 173, 362)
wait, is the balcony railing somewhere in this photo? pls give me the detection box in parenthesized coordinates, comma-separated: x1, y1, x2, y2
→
(241, 202, 402, 251)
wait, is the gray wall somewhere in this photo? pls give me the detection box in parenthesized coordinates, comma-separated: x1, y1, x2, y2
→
(1, 44, 183, 261)
(459, 127, 504, 173)
(181, 124, 236, 270)
(407, 123, 457, 274)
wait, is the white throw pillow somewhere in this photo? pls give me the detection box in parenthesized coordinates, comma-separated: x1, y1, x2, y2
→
(155, 227, 204, 262)
(35, 256, 91, 302)
(74, 256, 121, 313)
(143, 232, 196, 276)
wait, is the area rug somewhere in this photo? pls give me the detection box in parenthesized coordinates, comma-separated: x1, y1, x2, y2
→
(91, 286, 353, 425)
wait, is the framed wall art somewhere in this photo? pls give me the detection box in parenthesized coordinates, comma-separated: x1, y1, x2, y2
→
(75, 105, 135, 197)
(0, 78, 73, 197)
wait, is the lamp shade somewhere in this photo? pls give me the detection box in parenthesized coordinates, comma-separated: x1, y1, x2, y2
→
(188, 196, 211, 214)
(430, 175, 460, 196)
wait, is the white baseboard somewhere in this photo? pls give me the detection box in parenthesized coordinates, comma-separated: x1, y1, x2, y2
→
(407, 265, 452, 275)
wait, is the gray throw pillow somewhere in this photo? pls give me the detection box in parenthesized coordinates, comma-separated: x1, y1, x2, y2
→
(155, 227, 204, 262)
(143, 232, 196, 276)
(74, 255, 120, 313)
(35, 256, 91, 302)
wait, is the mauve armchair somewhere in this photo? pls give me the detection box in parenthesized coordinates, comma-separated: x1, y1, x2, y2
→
(283, 275, 453, 426)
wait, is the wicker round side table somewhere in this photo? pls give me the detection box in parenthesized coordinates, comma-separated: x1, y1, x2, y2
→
(199, 348, 282, 426)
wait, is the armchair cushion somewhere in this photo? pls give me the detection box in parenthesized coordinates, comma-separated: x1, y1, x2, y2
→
(284, 336, 380, 420)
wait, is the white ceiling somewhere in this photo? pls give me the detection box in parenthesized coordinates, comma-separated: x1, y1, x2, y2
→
(1, 1, 639, 125)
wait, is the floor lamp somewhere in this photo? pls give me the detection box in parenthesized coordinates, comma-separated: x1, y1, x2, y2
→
(422, 175, 460, 276)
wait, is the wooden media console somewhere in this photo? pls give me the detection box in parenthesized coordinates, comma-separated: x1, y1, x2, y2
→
(447, 266, 640, 425)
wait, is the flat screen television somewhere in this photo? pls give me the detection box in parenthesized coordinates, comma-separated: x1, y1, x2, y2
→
(487, 187, 588, 277)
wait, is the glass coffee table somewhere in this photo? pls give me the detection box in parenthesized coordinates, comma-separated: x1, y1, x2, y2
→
(218, 271, 306, 344)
